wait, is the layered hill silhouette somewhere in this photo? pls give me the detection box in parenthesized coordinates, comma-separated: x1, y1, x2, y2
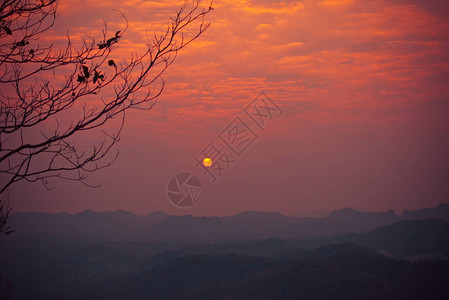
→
(8, 203, 449, 242)
(2, 204, 449, 299)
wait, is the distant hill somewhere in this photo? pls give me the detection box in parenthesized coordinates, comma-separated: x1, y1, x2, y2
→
(104, 210, 169, 227)
(8, 210, 169, 241)
(402, 203, 449, 220)
(147, 219, 449, 261)
(337, 219, 449, 260)
(324, 207, 401, 231)
(8, 210, 139, 240)
(8, 203, 449, 242)
(294, 208, 332, 218)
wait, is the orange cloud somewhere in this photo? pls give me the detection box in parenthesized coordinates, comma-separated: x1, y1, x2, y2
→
(35, 0, 449, 143)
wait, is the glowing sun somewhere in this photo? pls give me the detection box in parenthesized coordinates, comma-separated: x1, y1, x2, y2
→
(203, 157, 212, 167)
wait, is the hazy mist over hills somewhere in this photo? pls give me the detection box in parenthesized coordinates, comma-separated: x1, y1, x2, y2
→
(8, 203, 449, 241)
(1, 203, 448, 299)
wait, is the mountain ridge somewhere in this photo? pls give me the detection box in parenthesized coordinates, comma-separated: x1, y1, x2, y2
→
(7, 203, 449, 241)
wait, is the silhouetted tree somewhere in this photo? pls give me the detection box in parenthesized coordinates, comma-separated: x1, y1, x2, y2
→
(0, 192, 13, 238)
(0, 0, 213, 236)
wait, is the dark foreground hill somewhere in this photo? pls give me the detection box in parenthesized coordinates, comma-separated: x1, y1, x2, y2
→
(83, 244, 449, 300)
(3, 243, 448, 299)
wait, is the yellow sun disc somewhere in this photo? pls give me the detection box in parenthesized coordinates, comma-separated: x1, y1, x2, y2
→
(203, 157, 212, 167)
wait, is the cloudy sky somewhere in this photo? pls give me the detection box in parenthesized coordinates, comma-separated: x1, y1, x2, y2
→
(9, 0, 449, 216)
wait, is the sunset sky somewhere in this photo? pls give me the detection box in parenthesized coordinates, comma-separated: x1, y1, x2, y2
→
(10, 0, 449, 216)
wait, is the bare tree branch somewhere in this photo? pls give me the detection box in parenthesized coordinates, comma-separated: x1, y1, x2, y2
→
(0, 0, 214, 225)
(0, 192, 13, 238)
